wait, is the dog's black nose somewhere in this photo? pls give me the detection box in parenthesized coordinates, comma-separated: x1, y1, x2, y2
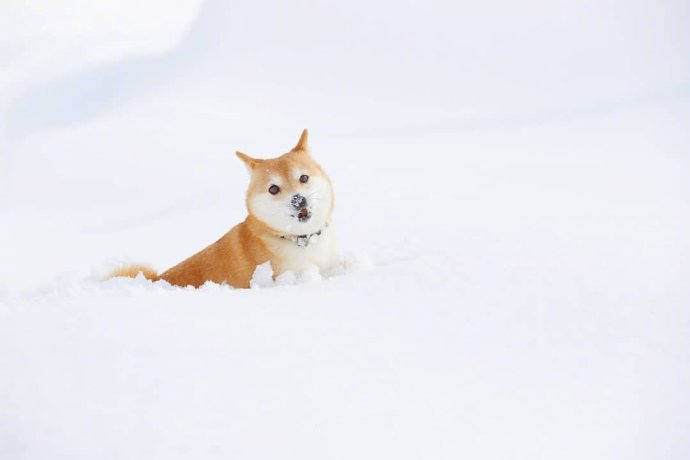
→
(291, 194, 307, 210)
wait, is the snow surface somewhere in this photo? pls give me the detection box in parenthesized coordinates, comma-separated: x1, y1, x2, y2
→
(1, 1, 690, 459)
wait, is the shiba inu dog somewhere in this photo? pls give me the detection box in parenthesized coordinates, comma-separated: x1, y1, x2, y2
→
(109, 129, 337, 288)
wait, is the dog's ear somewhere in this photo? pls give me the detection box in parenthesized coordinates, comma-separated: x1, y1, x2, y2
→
(290, 129, 309, 153)
(236, 151, 261, 172)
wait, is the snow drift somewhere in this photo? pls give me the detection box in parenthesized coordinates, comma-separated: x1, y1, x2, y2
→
(1, 1, 689, 459)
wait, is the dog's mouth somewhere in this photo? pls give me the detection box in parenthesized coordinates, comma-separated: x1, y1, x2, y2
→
(296, 208, 311, 222)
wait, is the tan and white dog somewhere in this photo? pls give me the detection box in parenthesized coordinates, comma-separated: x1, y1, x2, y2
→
(110, 129, 337, 288)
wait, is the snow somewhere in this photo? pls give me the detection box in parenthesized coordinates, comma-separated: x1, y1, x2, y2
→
(2, 1, 690, 459)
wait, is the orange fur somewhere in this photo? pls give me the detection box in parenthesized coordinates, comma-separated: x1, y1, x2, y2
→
(108, 264, 159, 281)
(107, 129, 336, 289)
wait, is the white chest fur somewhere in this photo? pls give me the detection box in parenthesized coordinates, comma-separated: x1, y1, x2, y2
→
(266, 226, 338, 275)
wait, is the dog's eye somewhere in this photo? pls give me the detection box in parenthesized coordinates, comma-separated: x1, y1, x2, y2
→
(299, 174, 309, 184)
(268, 185, 280, 195)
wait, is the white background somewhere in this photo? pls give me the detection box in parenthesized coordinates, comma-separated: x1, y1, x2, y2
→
(1, 1, 689, 458)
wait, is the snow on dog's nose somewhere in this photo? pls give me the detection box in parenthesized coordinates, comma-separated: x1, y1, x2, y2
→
(291, 194, 311, 222)
(291, 194, 307, 210)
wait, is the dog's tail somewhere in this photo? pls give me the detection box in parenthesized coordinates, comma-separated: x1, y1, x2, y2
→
(106, 264, 160, 282)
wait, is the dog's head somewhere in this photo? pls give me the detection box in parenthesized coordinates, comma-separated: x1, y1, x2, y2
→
(236, 129, 334, 236)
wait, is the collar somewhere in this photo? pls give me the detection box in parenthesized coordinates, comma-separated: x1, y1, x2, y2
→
(280, 228, 323, 247)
